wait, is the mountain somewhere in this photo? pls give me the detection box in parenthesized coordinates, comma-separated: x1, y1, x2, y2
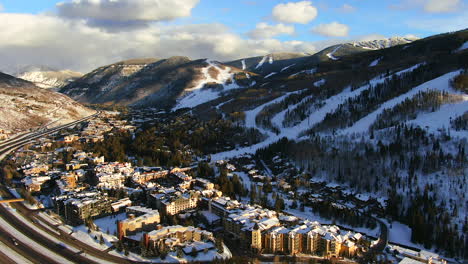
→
(225, 52, 310, 75)
(0, 72, 95, 132)
(15, 65, 83, 90)
(351, 36, 418, 50)
(60, 36, 419, 110)
(60, 57, 259, 109)
(224, 37, 418, 77)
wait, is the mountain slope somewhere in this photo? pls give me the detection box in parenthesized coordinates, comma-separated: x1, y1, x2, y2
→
(15, 66, 82, 89)
(224, 37, 417, 77)
(0, 72, 95, 132)
(60, 57, 259, 109)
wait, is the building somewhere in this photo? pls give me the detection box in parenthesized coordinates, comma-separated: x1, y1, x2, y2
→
(53, 191, 114, 226)
(143, 225, 214, 249)
(117, 206, 160, 240)
(22, 176, 51, 192)
(151, 191, 199, 216)
(111, 198, 132, 212)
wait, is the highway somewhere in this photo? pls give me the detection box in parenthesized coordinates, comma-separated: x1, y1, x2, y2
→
(0, 111, 138, 264)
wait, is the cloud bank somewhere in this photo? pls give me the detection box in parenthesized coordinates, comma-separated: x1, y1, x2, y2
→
(56, 0, 200, 30)
(0, 13, 318, 73)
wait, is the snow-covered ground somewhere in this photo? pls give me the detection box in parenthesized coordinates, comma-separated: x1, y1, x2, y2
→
(255, 56, 268, 69)
(369, 58, 381, 67)
(313, 79, 326, 87)
(109, 243, 231, 263)
(286, 206, 380, 238)
(72, 213, 128, 250)
(455, 41, 468, 52)
(338, 70, 466, 135)
(264, 72, 277, 78)
(326, 46, 341, 61)
(290, 68, 316, 77)
(407, 100, 468, 139)
(174, 60, 243, 110)
(281, 64, 296, 72)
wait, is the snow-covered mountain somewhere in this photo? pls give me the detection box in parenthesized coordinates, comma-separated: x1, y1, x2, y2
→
(60, 57, 259, 108)
(352, 36, 418, 50)
(0, 72, 95, 132)
(15, 66, 82, 90)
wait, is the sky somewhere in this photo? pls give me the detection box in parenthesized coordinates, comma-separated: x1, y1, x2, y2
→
(0, 0, 467, 73)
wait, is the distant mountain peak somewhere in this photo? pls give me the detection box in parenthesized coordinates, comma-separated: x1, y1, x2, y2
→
(351, 36, 418, 50)
(14, 65, 83, 90)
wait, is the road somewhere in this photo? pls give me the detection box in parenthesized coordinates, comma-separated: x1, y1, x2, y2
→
(358, 217, 389, 263)
(0, 111, 139, 264)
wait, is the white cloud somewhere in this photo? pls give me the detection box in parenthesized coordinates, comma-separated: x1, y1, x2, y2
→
(248, 22, 295, 39)
(56, 0, 200, 29)
(272, 1, 318, 24)
(423, 0, 460, 13)
(0, 13, 319, 73)
(311, 22, 350, 37)
(339, 4, 356, 13)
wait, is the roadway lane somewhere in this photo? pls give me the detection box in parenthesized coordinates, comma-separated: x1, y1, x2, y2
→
(0, 224, 59, 264)
(0, 193, 98, 264)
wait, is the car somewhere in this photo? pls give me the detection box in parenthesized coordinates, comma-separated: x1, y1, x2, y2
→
(10, 237, 18, 246)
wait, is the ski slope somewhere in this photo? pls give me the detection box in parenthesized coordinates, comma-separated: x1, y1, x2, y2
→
(339, 70, 465, 135)
(326, 46, 341, 61)
(212, 64, 427, 160)
(174, 60, 241, 110)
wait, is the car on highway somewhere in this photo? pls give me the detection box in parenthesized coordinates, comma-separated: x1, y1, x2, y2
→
(10, 237, 18, 246)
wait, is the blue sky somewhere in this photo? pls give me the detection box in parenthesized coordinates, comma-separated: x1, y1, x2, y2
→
(0, 0, 466, 72)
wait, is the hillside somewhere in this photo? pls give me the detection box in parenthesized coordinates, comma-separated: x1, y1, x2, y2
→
(224, 37, 416, 76)
(60, 57, 260, 109)
(0, 72, 95, 132)
(15, 66, 83, 90)
(56, 29, 468, 258)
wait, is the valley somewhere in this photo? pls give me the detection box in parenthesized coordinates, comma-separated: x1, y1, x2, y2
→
(0, 29, 467, 264)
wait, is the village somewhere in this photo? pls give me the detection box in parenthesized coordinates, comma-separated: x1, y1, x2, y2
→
(1, 110, 450, 264)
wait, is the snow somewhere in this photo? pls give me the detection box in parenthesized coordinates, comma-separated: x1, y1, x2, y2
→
(235, 171, 253, 191)
(110, 243, 231, 263)
(326, 46, 341, 61)
(285, 206, 380, 238)
(369, 58, 381, 67)
(289, 68, 316, 77)
(174, 60, 243, 110)
(314, 79, 325, 87)
(407, 100, 468, 139)
(352, 37, 417, 50)
(386, 221, 420, 248)
(280, 64, 296, 72)
(73, 213, 127, 246)
(255, 56, 268, 69)
(455, 41, 468, 52)
(241, 60, 246, 70)
(339, 70, 465, 135)
(264, 72, 277, 78)
(212, 64, 426, 160)
(69, 213, 128, 253)
(199, 211, 220, 224)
